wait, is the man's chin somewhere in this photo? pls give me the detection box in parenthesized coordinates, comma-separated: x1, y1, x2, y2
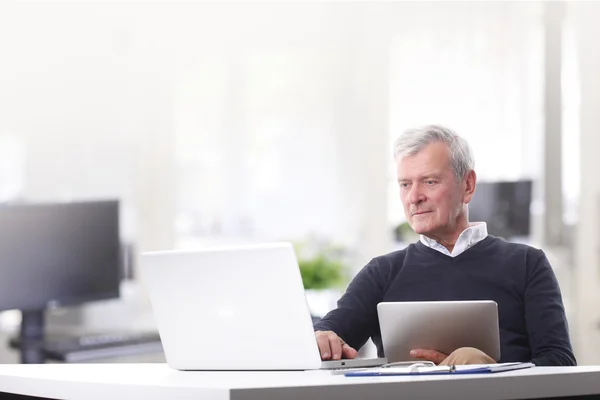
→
(411, 224, 433, 236)
(411, 227, 426, 235)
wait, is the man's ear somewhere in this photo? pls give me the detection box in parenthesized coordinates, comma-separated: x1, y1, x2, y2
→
(463, 170, 477, 204)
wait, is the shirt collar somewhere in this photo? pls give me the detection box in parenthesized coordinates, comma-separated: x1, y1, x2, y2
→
(419, 222, 488, 257)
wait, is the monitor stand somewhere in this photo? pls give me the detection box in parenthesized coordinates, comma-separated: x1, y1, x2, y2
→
(17, 309, 46, 364)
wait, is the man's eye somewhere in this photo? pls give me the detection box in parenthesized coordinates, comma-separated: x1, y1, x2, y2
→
(399, 183, 409, 188)
(426, 180, 436, 185)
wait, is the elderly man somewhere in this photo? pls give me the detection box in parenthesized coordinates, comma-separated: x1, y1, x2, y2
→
(313, 125, 576, 366)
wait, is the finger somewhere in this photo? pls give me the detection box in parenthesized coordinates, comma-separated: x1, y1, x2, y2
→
(315, 332, 333, 360)
(427, 351, 447, 365)
(328, 333, 343, 360)
(341, 343, 358, 359)
(411, 349, 445, 364)
(410, 349, 447, 365)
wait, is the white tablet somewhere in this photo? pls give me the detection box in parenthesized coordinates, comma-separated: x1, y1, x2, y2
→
(377, 300, 501, 362)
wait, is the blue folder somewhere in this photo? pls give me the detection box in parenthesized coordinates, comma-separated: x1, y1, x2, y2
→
(344, 362, 535, 377)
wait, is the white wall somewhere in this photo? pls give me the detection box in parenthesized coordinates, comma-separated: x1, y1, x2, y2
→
(571, 0, 600, 365)
(0, 2, 176, 254)
(0, 2, 396, 269)
(0, 1, 569, 271)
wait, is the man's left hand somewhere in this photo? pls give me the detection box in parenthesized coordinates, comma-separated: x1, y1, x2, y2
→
(409, 349, 448, 364)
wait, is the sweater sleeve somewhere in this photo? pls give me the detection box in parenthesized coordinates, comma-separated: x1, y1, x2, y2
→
(313, 257, 387, 351)
(524, 249, 577, 366)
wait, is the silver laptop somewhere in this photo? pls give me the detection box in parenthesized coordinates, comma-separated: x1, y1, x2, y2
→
(140, 242, 386, 370)
(378, 300, 501, 362)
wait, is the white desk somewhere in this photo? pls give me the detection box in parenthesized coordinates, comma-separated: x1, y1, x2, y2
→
(1, 364, 600, 399)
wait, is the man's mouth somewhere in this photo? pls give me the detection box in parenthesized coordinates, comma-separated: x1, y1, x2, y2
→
(412, 211, 431, 216)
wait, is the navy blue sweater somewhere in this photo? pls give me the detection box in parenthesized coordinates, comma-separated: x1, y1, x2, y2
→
(314, 236, 576, 366)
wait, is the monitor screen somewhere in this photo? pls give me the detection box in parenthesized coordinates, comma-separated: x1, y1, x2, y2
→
(469, 180, 532, 239)
(0, 200, 120, 312)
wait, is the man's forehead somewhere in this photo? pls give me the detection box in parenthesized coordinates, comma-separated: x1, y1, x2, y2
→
(397, 157, 452, 176)
(397, 170, 449, 180)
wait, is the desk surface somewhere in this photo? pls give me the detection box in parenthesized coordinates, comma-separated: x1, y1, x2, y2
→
(1, 364, 600, 400)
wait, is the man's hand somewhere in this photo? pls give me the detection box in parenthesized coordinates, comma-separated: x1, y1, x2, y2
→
(409, 349, 448, 365)
(410, 347, 495, 365)
(315, 331, 358, 360)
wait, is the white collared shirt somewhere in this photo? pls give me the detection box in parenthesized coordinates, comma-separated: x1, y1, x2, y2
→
(419, 222, 488, 257)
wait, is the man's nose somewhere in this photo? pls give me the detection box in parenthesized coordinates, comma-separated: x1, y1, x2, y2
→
(408, 184, 425, 204)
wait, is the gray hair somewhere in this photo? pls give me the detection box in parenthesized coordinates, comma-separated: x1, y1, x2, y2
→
(393, 124, 475, 181)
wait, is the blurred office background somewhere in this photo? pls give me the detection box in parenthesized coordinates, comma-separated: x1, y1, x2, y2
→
(0, 1, 599, 364)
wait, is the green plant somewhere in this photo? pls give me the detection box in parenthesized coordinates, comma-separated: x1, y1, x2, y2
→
(295, 243, 348, 290)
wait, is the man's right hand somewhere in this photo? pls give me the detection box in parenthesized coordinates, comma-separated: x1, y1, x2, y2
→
(315, 330, 358, 360)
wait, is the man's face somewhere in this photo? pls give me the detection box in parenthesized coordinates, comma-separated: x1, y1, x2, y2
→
(396, 141, 470, 238)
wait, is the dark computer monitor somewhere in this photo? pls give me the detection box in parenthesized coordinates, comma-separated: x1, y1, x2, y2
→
(469, 180, 532, 239)
(0, 200, 120, 359)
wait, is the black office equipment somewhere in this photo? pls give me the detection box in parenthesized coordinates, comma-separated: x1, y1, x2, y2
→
(9, 331, 162, 362)
(469, 180, 533, 239)
(0, 200, 159, 363)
